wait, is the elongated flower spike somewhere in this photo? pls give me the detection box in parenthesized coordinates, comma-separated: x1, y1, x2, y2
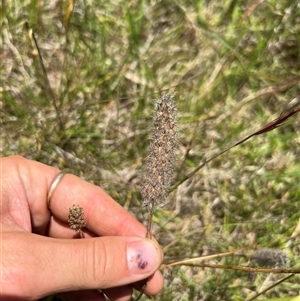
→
(142, 94, 178, 237)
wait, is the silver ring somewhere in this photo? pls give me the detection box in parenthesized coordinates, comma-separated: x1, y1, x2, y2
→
(47, 171, 67, 211)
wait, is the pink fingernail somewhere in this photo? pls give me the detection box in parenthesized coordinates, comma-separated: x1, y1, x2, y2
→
(127, 240, 158, 274)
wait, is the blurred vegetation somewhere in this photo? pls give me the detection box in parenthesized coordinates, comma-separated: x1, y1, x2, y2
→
(1, 0, 299, 300)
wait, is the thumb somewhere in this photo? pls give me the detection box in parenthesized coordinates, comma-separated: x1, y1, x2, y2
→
(3, 233, 163, 299)
(59, 236, 163, 289)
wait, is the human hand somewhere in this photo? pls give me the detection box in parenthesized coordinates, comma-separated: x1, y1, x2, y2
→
(0, 156, 164, 301)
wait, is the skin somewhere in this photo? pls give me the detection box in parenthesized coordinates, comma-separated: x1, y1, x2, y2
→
(0, 156, 164, 301)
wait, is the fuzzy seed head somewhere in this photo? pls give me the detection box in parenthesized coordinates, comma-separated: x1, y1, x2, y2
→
(250, 248, 290, 268)
(68, 204, 86, 232)
(142, 94, 178, 211)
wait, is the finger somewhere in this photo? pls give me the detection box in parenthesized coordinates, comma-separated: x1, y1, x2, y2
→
(132, 271, 164, 296)
(5, 156, 147, 237)
(48, 173, 146, 237)
(2, 232, 163, 300)
(139, 270, 164, 296)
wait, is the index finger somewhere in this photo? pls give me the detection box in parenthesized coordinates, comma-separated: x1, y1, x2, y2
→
(8, 156, 147, 237)
(49, 172, 147, 237)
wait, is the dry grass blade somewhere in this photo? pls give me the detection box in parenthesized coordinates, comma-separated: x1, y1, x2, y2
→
(177, 264, 299, 275)
(64, 0, 76, 33)
(173, 105, 300, 190)
(24, 22, 63, 130)
(161, 247, 250, 268)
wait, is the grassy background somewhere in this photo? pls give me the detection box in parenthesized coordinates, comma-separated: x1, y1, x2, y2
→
(1, 0, 300, 300)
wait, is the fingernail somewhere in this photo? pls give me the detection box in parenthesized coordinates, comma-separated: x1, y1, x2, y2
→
(127, 240, 158, 274)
